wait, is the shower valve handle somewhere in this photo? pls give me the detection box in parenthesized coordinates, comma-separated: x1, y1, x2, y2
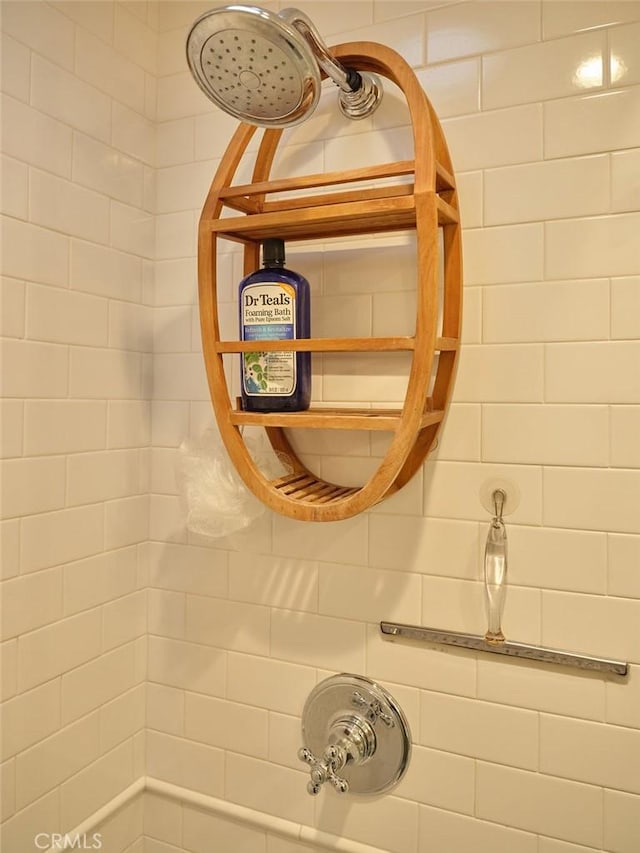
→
(298, 745, 349, 795)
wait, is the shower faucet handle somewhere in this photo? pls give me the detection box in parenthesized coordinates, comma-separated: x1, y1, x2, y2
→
(351, 691, 395, 727)
(298, 745, 349, 795)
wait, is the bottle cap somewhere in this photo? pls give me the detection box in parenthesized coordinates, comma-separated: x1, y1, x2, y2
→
(262, 238, 285, 267)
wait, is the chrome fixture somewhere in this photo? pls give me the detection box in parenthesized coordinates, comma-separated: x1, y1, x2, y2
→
(185, 4, 383, 127)
(381, 488, 628, 677)
(298, 674, 411, 796)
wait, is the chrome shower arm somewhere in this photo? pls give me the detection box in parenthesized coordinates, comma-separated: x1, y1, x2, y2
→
(279, 7, 358, 93)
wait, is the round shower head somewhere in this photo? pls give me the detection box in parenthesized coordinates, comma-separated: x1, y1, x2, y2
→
(186, 5, 322, 128)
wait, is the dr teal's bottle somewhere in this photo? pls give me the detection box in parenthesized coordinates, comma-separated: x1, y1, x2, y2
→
(239, 238, 311, 412)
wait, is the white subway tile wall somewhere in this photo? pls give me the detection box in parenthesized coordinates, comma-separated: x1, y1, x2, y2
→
(1, 2, 639, 853)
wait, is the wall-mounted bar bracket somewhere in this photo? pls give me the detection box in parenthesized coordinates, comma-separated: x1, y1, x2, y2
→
(380, 622, 628, 677)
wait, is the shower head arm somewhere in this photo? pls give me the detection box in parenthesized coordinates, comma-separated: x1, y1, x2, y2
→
(279, 7, 360, 93)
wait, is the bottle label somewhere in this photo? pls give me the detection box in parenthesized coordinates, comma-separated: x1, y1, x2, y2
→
(241, 282, 296, 396)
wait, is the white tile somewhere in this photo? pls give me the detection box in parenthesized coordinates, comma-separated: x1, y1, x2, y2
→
(611, 278, 640, 340)
(17, 610, 102, 692)
(92, 796, 143, 853)
(612, 406, 640, 468)
(612, 149, 640, 213)
(542, 588, 640, 661)
(545, 342, 640, 404)
(30, 168, 110, 245)
(546, 213, 640, 279)
(227, 652, 316, 715)
(607, 663, 640, 730)
(75, 28, 146, 114)
(417, 59, 480, 119)
(26, 283, 109, 347)
(15, 713, 100, 810)
(73, 132, 144, 207)
(420, 691, 538, 769)
(52, 1, 115, 42)
(1, 568, 63, 641)
(332, 14, 424, 67)
(270, 610, 365, 672)
(186, 595, 270, 655)
(476, 763, 603, 848)
(543, 1, 640, 39)
(397, 743, 474, 813)
(63, 547, 137, 616)
(147, 683, 185, 737)
(427, 1, 539, 63)
(153, 353, 209, 400)
(108, 401, 151, 450)
(608, 534, 640, 599)
(485, 155, 609, 225)
(21, 505, 104, 574)
(2, 0, 74, 69)
(0, 401, 23, 460)
(272, 513, 368, 564)
(0, 277, 25, 338)
(541, 714, 640, 793)
(1, 34, 30, 102)
(228, 552, 317, 611)
(604, 789, 640, 853)
(103, 589, 147, 650)
(0, 790, 59, 853)
(483, 31, 606, 110)
(61, 643, 137, 725)
(146, 730, 224, 798)
(157, 118, 195, 168)
(114, 4, 156, 74)
(1, 679, 61, 762)
(0, 519, 20, 580)
(1, 217, 69, 288)
(110, 200, 155, 258)
(24, 401, 106, 456)
(100, 684, 146, 752)
(71, 240, 143, 303)
(67, 449, 141, 506)
(509, 525, 607, 594)
(60, 740, 135, 830)
(443, 104, 543, 171)
(419, 805, 538, 853)
(185, 693, 268, 758)
(1, 757, 15, 822)
(478, 655, 605, 721)
(31, 55, 111, 144)
(463, 224, 544, 285)
(544, 88, 640, 158)
(322, 237, 417, 296)
(610, 21, 640, 87)
(367, 624, 477, 697)
(156, 160, 216, 214)
(69, 348, 142, 399)
(482, 404, 608, 466)
(148, 635, 226, 696)
(1, 640, 18, 702)
(1, 155, 28, 219)
(157, 71, 212, 122)
(1, 456, 66, 520)
(225, 754, 313, 827)
(370, 514, 480, 576)
(0, 339, 63, 398)
(182, 804, 267, 853)
(319, 562, 422, 624)
(483, 279, 610, 343)
(149, 541, 227, 597)
(112, 102, 156, 166)
(456, 344, 544, 403)
(316, 795, 419, 853)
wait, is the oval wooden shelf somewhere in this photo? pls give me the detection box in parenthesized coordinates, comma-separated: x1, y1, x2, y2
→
(197, 41, 462, 522)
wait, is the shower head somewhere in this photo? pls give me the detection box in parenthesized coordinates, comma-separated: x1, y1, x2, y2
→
(186, 4, 382, 128)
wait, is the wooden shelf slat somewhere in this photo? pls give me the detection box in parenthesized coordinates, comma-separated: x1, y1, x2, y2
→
(216, 336, 457, 354)
(228, 406, 444, 431)
(436, 196, 459, 225)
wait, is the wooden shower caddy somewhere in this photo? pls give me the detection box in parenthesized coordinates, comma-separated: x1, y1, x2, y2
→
(198, 42, 462, 522)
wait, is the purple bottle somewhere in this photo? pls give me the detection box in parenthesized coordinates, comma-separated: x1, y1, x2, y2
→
(239, 238, 311, 412)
